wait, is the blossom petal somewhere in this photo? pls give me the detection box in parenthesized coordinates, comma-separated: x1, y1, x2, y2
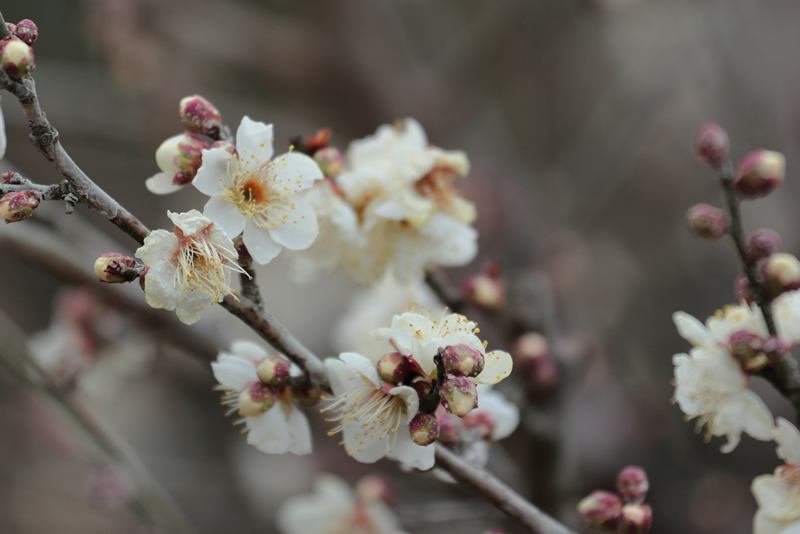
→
(775, 417, 800, 465)
(155, 134, 183, 174)
(168, 209, 213, 236)
(268, 152, 323, 191)
(325, 358, 360, 397)
(476, 351, 513, 385)
(146, 172, 183, 195)
(390, 432, 435, 470)
(286, 407, 313, 455)
(419, 213, 478, 267)
(673, 311, 714, 348)
(230, 340, 268, 362)
(193, 148, 231, 196)
(475, 386, 520, 441)
(204, 193, 246, 238)
(752, 509, 784, 534)
(235, 116, 273, 164)
(243, 219, 282, 264)
(388, 385, 419, 422)
(0, 103, 6, 160)
(246, 404, 291, 453)
(268, 197, 319, 251)
(339, 352, 382, 388)
(136, 229, 178, 266)
(174, 291, 216, 325)
(211, 353, 257, 391)
(774, 290, 800, 346)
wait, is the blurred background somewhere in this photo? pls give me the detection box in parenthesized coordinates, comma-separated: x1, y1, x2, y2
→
(1, 0, 799, 532)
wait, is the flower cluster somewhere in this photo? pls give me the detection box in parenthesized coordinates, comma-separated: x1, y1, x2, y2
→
(211, 340, 319, 455)
(577, 466, 652, 534)
(287, 119, 478, 283)
(753, 418, 800, 534)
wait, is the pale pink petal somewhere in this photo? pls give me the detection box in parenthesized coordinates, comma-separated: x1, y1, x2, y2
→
(203, 193, 246, 238)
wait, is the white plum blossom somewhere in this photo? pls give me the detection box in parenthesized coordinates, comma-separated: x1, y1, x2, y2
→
(192, 116, 323, 264)
(672, 306, 777, 452)
(136, 210, 245, 325)
(376, 311, 513, 386)
(277, 474, 403, 534)
(212, 340, 311, 455)
(753, 418, 800, 534)
(145, 133, 208, 195)
(323, 352, 435, 470)
(0, 98, 6, 160)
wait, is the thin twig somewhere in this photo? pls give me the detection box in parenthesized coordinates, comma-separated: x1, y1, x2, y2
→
(425, 269, 466, 313)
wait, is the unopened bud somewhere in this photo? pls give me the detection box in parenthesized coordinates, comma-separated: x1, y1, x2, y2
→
(440, 377, 478, 417)
(2, 171, 24, 184)
(763, 336, 790, 362)
(313, 147, 345, 177)
(15, 19, 38, 46)
(734, 149, 785, 199)
(513, 332, 558, 391)
(294, 386, 326, 407)
(210, 140, 236, 156)
(686, 203, 729, 240)
(694, 122, 729, 167)
(618, 504, 652, 534)
(513, 332, 548, 363)
(734, 274, 754, 304)
(616, 466, 649, 504)
(305, 128, 331, 153)
(377, 352, 411, 384)
(238, 382, 276, 417)
(0, 190, 38, 223)
(746, 229, 781, 263)
(0, 38, 34, 78)
(355, 475, 396, 504)
(94, 253, 139, 284)
(577, 491, 622, 532)
(762, 252, 800, 298)
(436, 411, 459, 446)
(5, 23, 15, 35)
(179, 95, 222, 138)
(728, 330, 767, 372)
(408, 412, 440, 446)
(442, 344, 485, 377)
(256, 355, 291, 385)
(411, 379, 435, 404)
(153, 133, 209, 189)
(462, 411, 496, 440)
(462, 274, 505, 309)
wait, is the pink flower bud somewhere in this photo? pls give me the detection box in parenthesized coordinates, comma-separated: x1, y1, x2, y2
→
(618, 504, 652, 534)
(728, 330, 768, 372)
(14, 19, 38, 46)
(746, 229, 781, 263)
(179, 95, 222, 138)
(436, 411, 460, 446)
(1, 171, 23, 184)
(686, 203, 729, 240)
(462, 411, 496, 440)
(734, 274, 754, 304)
(616, 466, 649, 504)
(0, 190, 39, 223)
(93, 252, 138, 284)
(256, 355, 291, 385)
(0, 37, 34, 78)
(763, 336, 790, 361)
(377, 352, 411, 384)
(355, 475, 396, 505)
(5, 23, 15, 35)
(734, 149, 785, 199)
(694, 122, 729, 166)
(512, 332, 558, 391)
(238, 382, 276, 417)
(294, 387, 326, 407)
(210, 140, 237, 156)
(577, 491, 622, 532)
(462, 274, 505, 309)
(313, 147, 345, 177)
(408, 412, 440, 446)
(305, 128, 331, 153)
(412, 379, 435, 404)
(441, 377, 478, 417)
(761, 252, 800, 298)
(442, 344, 485, 377)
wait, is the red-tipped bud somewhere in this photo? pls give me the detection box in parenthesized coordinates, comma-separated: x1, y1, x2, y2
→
(734, 149, 785, 199)
(0, 190, 39, 223)
(2, 171, 24, 184)
(764, 336, 791, 362)
(355, 475, 396, 505)
(411, 379, 435, 404)
(462, 411, 496, 440)
(377, 352, 411, 384)
(686, 203, 729, 240)
(15, 19, 38, 46)
(761, 252, 800, 298)
(256, 355, 291, 385)
(441, 377, 478, 417)
(618, 504, 652, 534)
(694, 122, 729, 167)
(746, 229, 781, 263)
(577, 491, 622, 532)
(237, 382, 276, 417)
(512, 333, 558, 391)
(436, 411, 460, 447)
(408, 412, 440, 446)
(313, 147, 345, 177)
(462, 274, 505, 309)
(442, 343, 485, 377)
(5, 23, 15, 35)
(728, 330, 768, 372)
(94, 253, 139, 284)
(210, 140, 237, 156)
(153, 132, 210, 189)
(293, 387, 326, 407)
(305, 128, 331, 153)
(616, 466, 649, 504)
(734, 274, 754, 304)
(0, 37, 34, 78)
(179, 95, 222, 138)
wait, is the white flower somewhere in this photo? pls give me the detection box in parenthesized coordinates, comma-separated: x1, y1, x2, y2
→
(462, 384, 520, 442)
(277, 474, 403, 534)
(136, 210, 245, 325)
(211, 340, 312, 455)
(753, 418, 800, 534)
(145, 133, 209, 195)
(672, 308, 775, 452)
(378, 311, 513, 386)
(323, 352, 435, 470)
(192, 116, 323, 264)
